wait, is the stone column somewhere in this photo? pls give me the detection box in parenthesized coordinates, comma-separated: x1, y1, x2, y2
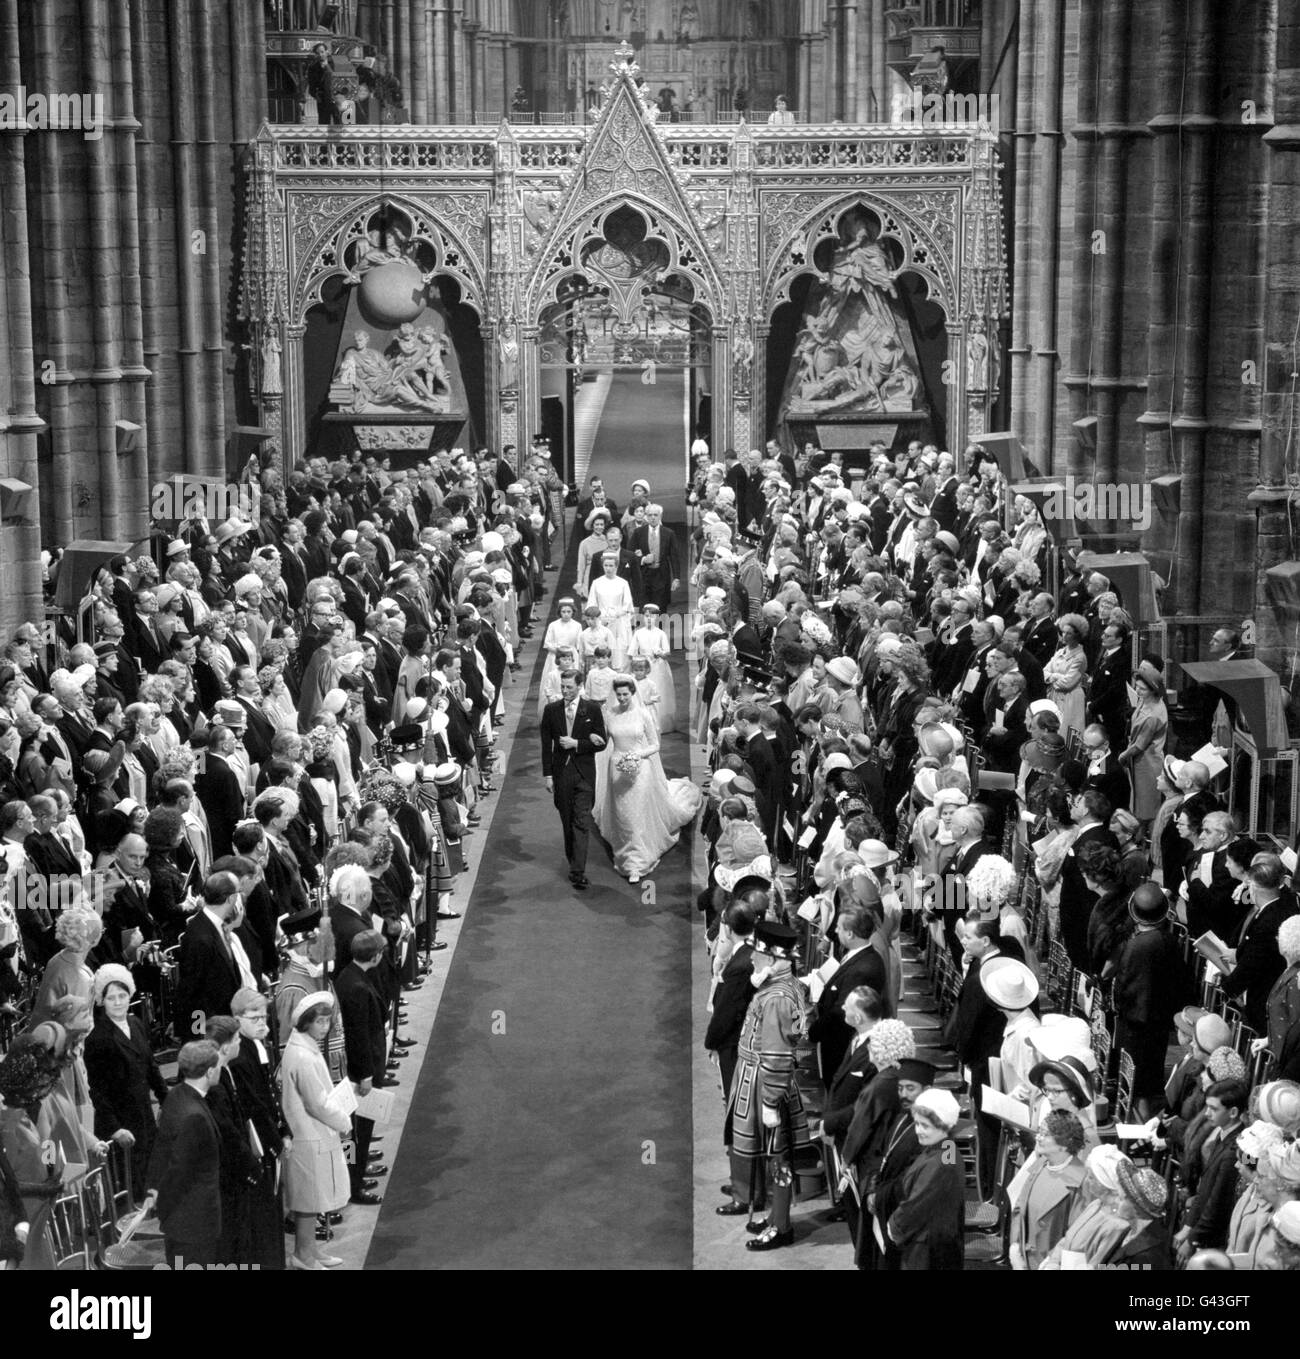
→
(0, 0, 45, 634)
(283, 323, 308, 463)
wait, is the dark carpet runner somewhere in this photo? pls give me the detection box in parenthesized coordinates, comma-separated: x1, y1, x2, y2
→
(366, 402, 696, 1269)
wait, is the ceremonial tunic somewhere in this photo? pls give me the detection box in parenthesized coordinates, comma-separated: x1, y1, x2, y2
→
(725, 974, 814, 1168)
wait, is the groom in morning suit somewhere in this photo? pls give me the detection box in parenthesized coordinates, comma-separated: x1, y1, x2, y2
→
(540, 668, 607, 890)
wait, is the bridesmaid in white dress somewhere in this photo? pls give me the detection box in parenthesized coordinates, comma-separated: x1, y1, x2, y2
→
(626, 604, 676, 732)
(594, 675, 703, 883)
(629, 656, 662, 731)
(538, 598, 583, 719)
(538, 645, 581, 716)
(587, 553, 634, 668)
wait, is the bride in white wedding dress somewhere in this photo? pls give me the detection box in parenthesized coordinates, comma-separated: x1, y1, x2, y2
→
(594, 674, 702, 883)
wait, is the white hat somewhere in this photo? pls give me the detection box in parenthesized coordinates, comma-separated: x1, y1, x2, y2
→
(1273, 1200, 1300, 1245)
(320, 688, 348, 715)
(233, 574, 262, 598)
(1085, 1144, 1131, 1193)
(166, 538, 189, 557)
(390, 761, 419, 788)
(1027, 1015, 1096, 1067)
(912, 1088, 961, 1131)
(481, 531, 504, 553)
(979, 956, 1039, 1010)
(404, 696, 428, 721)
(70, 664, 96, 688)
(290, 991, 336, 1028)
(1028, 698, 1062, 721)
(874, 634, 903, 657)
(826, 656, 860, 687)
(823, 753, 852, 774)
(339, 529, 359, 545)
(856, 839, 898, 869)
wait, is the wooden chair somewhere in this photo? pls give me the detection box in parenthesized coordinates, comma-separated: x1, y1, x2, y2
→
(1114, 1050, 1136, 1125)
(42, 1186, 93, 1270)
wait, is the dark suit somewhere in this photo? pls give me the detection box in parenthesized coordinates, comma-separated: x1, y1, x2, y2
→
(862, 1109, 922, 1269)
(741, 732, 781, 849)
(1058, 822, 1121, 971)
(336, 959, 390, 1197)
(175, 911, 241, 1042)
(1020, 616, 1058, 667)
(147, 1082, 222, 1265)
(1088, 646, 1132, 749)
(810, 945, 889, 1083)
(1220, 894, 1299, 1034)
(944, 950, 1008, 1194)
(84, 1012, 169, 1196)
(1084, 754, 1131, 814)
(704, 942, 755, 1098)
(232, 696, 276, 767)
(1183, 1124, 1243, 1249)
(539, 696, 607, 874)
(628, 523, 681, 612)
(1184, 848, 1242, 943)
(195, 753, 243, 861)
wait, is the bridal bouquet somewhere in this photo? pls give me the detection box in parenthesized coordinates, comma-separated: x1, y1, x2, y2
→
(615, 751, 643, 779)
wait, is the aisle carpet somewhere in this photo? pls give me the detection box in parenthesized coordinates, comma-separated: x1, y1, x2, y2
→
(366, 392, 697, 1269)
(589, 368, 689, 518)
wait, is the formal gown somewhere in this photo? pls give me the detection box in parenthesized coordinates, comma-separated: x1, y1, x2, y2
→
(627, 624, 677, 732)
(538, 617, 583, 718)
(587, 574, 634, 668)
(594, 703, 702, 878)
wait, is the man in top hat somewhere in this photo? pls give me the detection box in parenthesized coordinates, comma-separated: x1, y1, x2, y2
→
(718, 920, 814, 1252)
(1111, 881, 1193, 1120)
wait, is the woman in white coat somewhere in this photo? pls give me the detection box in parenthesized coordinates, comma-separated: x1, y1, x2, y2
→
(280, 993, 352, 1270)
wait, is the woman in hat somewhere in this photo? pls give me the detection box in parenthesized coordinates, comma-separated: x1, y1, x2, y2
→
(627, 603, 676, 733)
(84, 963, 169, 1198)
(573, 510, 612, 601)
(539, 598, 583, 716)
(1101, 1163, 1172, 1269)
(885, 1087, 965, 1270)
(1226, 1120, 1287, 1264)
(1117, 661, 1168, 823)
(280, 994, 352, 1270)
(1040, 1144, 1132, 1267)
(1262, 916, 1300, 1080)
(1043, 614, 1088, 737)
(1028, 1052, 1101, 1152)
(1010, 1108, 1087, 1269)
(0, 1041, 66, 1221)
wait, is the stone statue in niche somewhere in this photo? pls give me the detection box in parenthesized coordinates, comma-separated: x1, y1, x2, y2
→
(780, 210, 924, 416)
(498, 330, 519, 390)
(260, 331, 283, 396)
(332, 324, 451, 414)
(966, 318, 989, 391)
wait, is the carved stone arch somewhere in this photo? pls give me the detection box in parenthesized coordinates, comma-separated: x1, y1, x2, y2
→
(525, 191, 724, 324)
(530, 199, 717, 327)
(762, 190, 958, 323)
(291, 193, 487, 323)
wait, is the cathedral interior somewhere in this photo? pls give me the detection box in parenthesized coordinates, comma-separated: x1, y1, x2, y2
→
(0, 1, 1296, 670)
(3, 0, 1300, 1284)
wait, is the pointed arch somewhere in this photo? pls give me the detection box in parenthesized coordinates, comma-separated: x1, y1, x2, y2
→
(291, 192, 488, 324)
(762, 190, 959, 324)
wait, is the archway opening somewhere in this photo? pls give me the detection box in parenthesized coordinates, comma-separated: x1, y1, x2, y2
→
(766, 203, 948, 464)
(533, 203, 713, 518)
